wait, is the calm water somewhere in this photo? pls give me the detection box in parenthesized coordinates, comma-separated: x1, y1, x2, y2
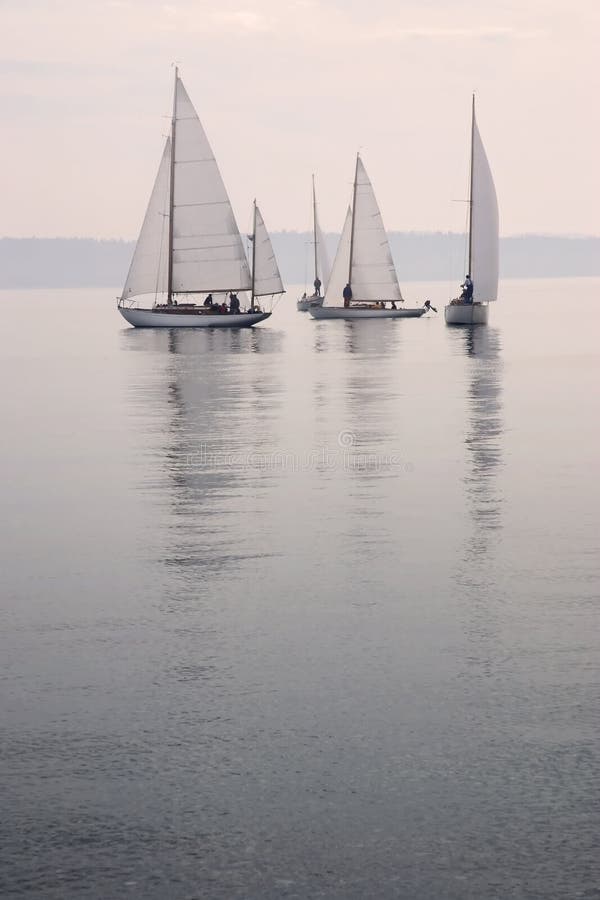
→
(1, 279, 599, 899)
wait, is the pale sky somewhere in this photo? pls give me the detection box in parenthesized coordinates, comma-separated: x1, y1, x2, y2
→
(1, 0, 599, 238)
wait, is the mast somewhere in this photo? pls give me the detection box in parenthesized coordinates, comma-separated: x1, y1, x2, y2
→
(312, 174, 318, 286)
(167, 66, 178, 305)
(348, 152, 359, 294)
(467, 93, 475, 277)
(250, 199, 257, 308)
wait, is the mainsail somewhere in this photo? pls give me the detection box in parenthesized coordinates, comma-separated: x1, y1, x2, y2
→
(122, 72, 252, 302)
(315, 211, 331, 290)
(312, 177, 331, 290)
(469, 106, 499, 303)
(121, 138, 170, 300)
(323, 206, 352, 307)
(252, 204, 284, 298)
(349, 157, 402, 304)
(171, 78, 251, 294)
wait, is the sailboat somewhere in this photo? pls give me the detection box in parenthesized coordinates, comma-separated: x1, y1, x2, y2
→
(297, 176, 331, 311)
(445, 96, 499, 325)
(118, 69, 284, 328)
(309, 154, 426, 320)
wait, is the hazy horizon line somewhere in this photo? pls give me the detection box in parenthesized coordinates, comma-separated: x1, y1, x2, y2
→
(2, 232, 600, 242)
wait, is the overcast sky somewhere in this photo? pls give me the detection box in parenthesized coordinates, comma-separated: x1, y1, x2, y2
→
(1, 0, 599, 238)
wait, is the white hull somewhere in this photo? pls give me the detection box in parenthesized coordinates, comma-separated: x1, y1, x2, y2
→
(309, 305, 425, 320)
(444, 303, 489, 325)
(118, 305, 271, 328)
(297, 294, 324, 311)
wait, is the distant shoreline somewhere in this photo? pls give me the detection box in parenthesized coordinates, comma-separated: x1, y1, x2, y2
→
(1, 234, 599, 288)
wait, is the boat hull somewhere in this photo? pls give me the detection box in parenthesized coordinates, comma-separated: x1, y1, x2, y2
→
(297, 294, 324, 311)
(309, 305, 425, 320)
(118, 305, 271, 328)
(444, 302, 489, 325)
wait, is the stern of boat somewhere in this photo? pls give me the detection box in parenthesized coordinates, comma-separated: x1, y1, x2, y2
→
(444, 302, 489, 325)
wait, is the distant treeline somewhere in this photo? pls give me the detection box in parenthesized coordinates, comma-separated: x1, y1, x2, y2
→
(0, 234, 598, 289)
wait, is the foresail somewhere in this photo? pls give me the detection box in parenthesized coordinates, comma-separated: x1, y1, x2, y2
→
(350, 157, 402, 303)
(172, 77, 252, 293)
(252, 206, 284, 297)
(323, 206, 352, 307)
(470, 114, 499, 303)
(121, 138, 170, 300)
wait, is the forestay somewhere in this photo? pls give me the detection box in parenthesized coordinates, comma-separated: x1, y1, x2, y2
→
(252, 206, 284, 297)
(323, 207, 352, 306)
(350, 158, 402, 303)
(470, 112, 499, 303)
(172, 78, 252, 293)
(121, 138, 170, 300)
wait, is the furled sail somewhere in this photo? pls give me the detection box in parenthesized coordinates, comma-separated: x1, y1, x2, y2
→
(470, 111, 499, 303)
(252, 205, 284, 297)
(350, 157, 402, 303)
(323, 206, 352, 307)
(171, 77, 252, 293)
(121, 138, 170, 300)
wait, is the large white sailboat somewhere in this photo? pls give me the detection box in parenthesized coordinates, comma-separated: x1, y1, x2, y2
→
(445, 97, 499, 325)
(118, 69, 284, 328)
(309, 154, 425, 320)
(297, 176, 331, 311)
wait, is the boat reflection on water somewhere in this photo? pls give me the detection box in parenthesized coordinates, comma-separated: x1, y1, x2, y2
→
(452, 324, 505, 676)
(462, 325, 504, 555)
(120, 326, 285, 588)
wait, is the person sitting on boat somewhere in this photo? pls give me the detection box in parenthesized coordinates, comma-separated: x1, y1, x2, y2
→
(460, 274, 473, 303)
(229, 293, 240, 314)
(343, 283, 352, 308)
(313, 276, 322, 297)
(203, 293, 213, 308)
(423, 299, 438, 313)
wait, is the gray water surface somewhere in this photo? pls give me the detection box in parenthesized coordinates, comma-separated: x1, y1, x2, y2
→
(1, 279, 599, 899)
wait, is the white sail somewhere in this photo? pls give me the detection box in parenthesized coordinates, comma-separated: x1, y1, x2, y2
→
(171, 77, 252, 293)
(252, 205, 284, 297)
(470, 111, 499, 303)
(315, 212, 331, 290)
(350, 157, 402, 303)
(121, 138, 170, 300)
(323, 206, 352, 307)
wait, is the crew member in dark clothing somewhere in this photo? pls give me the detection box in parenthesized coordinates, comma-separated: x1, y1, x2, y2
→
(343, 283, 352, 308)
(423, 299, 438, 313)
(229, 293, 240, 314)
(204, 294, 213, 308)
(313, 276, 322, 297)
(460, 274, 473, 303)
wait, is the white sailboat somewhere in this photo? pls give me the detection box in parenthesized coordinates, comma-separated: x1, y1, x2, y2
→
(297, 176, 331, 311)
(118, 69, 284, 328)
(445, 96, 499, 325)
(309, 154, 426, 320)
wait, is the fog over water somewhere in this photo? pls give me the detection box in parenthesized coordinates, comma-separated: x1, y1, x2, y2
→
(1, 279, 599, 899)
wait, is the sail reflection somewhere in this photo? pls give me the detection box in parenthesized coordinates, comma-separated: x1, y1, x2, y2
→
(121, 326, 285, 586)
(460, 325, 504, 554)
